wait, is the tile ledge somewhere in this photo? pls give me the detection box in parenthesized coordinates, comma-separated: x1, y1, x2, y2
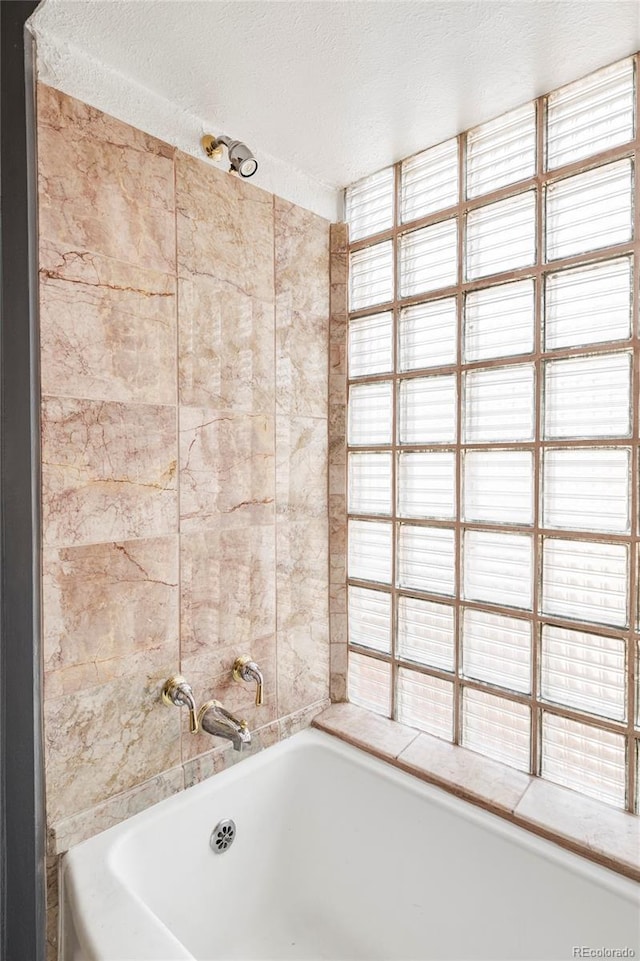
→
(313, 704, 640, 883)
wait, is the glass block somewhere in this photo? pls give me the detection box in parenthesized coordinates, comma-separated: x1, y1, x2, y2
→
(348, 586, 391, 654)
(463, 450, 533, 525)
(545, 257, 632, 351)
(348, 652, 391, 717)
(545, 159, 633, 262)
(401, 138, 458, 222)
(541, 538, 628, 628)
(345, 167, 394, 242)
(543, 448, 630, 534)
(348, 520, 392, 584)
(462, 608, 531, 693)
(398, 451, 456, 520)
(466, 191, 536, 280)
(398, 595, 455, 671)
(541, 625, 626, 721)
(544, 352, 631, 440)
(467, 103, 536, 198)
(348, 452, 392, 516)
(462, 688, 531, 771)
(348, 381, 392, 446)
(398, 525, 455, 596)
(399, 298, 457, 371)
(350, 242, 394, 311)
(397, 668, 454, 741)
(464, 279, 534, 362)
(399, 375, 457, 445)
(349, 312, 394, 378)
(547, 57, 635, 170)
(399, 220, 458, 297)
(463, 530, 533, 610)
(464, 364, 534, 442)
(541, 713, 626, 808)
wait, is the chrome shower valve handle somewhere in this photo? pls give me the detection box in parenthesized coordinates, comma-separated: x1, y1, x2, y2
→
(232, 656, 264, 707)
(162, 675, 199, 733)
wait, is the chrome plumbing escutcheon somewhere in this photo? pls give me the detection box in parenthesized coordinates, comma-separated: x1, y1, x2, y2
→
(232, 656, 264, 707)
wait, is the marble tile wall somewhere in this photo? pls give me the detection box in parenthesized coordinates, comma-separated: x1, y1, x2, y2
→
(37, 85, 334, 959)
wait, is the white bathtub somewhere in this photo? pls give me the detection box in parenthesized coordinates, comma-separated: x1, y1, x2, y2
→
(62, 728, 640, 961)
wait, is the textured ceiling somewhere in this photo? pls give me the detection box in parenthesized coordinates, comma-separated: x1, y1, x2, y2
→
(31, 0, 640, 215)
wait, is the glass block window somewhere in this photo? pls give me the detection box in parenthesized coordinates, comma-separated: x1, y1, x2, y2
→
(346, 54, 639, 813)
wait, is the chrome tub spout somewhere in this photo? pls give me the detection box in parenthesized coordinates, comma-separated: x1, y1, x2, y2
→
(197, 700, 251, 751)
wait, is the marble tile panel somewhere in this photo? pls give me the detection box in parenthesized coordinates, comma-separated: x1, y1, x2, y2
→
(515, 777, 640, 875)
(276, 517, 328, 632)
(38, 123, 175, 274)
(178, 272, 274, 411)
(275, 416, 327, 519)
(274, 198, 330, 316)
(176, 152, 274, 301)
(278, 699, 331, 740)
(179, 406, 274, 531)
(180, 524, 276, 674)
(39, 240, 176, 405)
(44, 651, 181, 823)
(330, 222, 349, 253)
(275, 308, 328, 417)
(313, 703, 419, 760)
(46, 855, 59, 961)
(43, 536, 178, 681)
(42, 398, 178, 547)
(50, 765, 184, 855)
(328, 403, 346, 466)
(397, 732, 532, 813)
(179, 638, 278, 762)
(38, 85, 174, 158)
(276, 624, 330, 718)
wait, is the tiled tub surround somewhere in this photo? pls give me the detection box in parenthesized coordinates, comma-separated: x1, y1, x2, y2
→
(38, 85, 332, 957)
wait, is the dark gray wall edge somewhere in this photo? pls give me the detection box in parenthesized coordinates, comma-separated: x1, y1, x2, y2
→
(1, 2, 46, 959)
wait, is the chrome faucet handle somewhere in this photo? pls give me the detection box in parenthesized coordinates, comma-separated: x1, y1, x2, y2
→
(232, 656, 264, 707)
(162, 675, 199, 734)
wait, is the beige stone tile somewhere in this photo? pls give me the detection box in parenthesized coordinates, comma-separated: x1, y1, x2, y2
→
(276, 416, 327, 519)
(274, 198, 330, 316)
(50, 766, 184, 854)
(515, 777, 640, 875)
(276, 514, 329, 715)
(178, 272, 274, 411)
(176, 152, 274, 301)
(330, 222, 349, 253)
(180, 642, 278, 762)
(46, 855, 59, 961)
(397, 732, 532, 813)
(180, 525, 276, 674)
(279, 699, 331, 740)
(179, 406, 274, 531)
(39, 240, 176, 405)
(275, 306, 328, 417)
(313, 703, 419, 760)
(38, 121, 175, 274)
(44, 652, 181, 823)
(43, 536, 178, 685)
(41, 397, 178, 547)
(276, 517, 328, 632)
(37, 84, 174, 159)
(277, 624, 330, 718)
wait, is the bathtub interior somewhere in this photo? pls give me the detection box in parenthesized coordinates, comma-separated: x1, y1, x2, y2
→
(103, 732, 640, 961)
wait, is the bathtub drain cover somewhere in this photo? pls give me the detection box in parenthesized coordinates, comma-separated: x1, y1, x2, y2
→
(210, 819, 236, 853)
